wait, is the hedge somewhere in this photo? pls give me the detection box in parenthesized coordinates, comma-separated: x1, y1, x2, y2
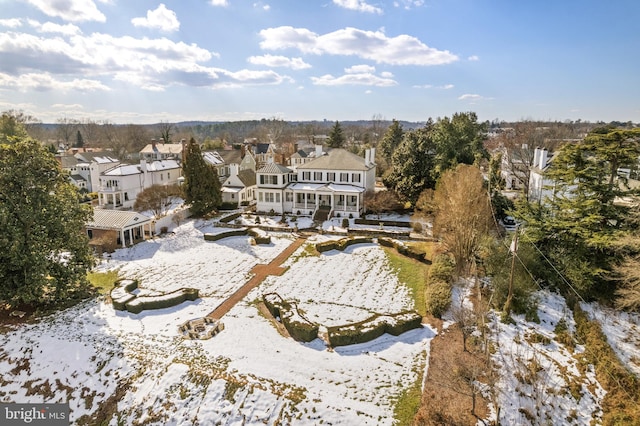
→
(424, 280, 452, 318)
(326, 311, 423, 347)
(378, 237, 429, 264)
(428, 254, 455, 283)
(110, 279, 138, 310)
(262, 293, 318, 342)
(315, 237, 373, 253)
(219, 212, 242, 223)
(204, 229, 247, 241)
(354, 218, 412, 228)
(124, 287, 199, 314)
(248, 228, 271, 244)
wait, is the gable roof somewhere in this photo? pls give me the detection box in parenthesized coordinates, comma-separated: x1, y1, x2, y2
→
(86, 209, 152, 230)
(202, 151, 224, 166)
(237, 169, 256, 186)
(140, 143, 183, 155)
(297, 148, 370, 171)
(257, 163, 292, 174)
(102, 160, 180, 176)
(59, 155, 78, 168)
(255, 143, 272, 154)
(215, 149, 242, 164)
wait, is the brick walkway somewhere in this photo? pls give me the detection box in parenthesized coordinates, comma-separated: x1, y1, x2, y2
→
(206, 237, 307, 320)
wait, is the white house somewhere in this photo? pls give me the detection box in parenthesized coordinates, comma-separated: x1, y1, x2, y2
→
(97, 159, 181, 209)
(140, 140, 184, 161)
(528, 147, 554, 202)
(256, 145, 376, 219)
(221, 164, 257, 207)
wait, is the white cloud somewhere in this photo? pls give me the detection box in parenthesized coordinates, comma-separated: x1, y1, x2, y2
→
(253, 2, 270, 10)
(380, 71, 394, 78)
(393, 0, 424, 9)
(25, 0, 106, 23)
(51, 103, 84, 109)
(0, 18, 22, 28)
(412, 84, 432, 89)
(131, 4, 180, 32)
(259, 26, 458, 66)
(0, 31, 289, 92)
(345, 64, 375, 74)
(247, 54, 311, 70)
(468, 55, 479, 61)
(311, 72, 397, 87)
(333, 0, 383, 14)
(458, 93, 492, 101)
(28, 20, 82, 36)
(0, 72, 109, 92)
(210, 0, 229, 6)
(441, 83, 454, 89)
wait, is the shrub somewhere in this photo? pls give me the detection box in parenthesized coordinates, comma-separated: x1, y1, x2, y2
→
(204, 229, 247, 241)
(219, 202, 238, 210)
(425, 280, 452, 318)
(125, 288, 199, 314)
(412, 221, 423, 233)
(428, 255, 455, 283)
(327, 311, 423, 347)
(110, 279, 138, 310)
(341, 218, 349, 228)
(219, 212, 242, 223)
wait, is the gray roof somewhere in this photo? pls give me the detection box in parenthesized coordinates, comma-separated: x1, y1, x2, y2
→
(257, 163, 292, 174)
(70, 174, 86, 182)
(237, 169, 256, 186)
(86, 209, 152, 230)
(215, 149, 243, 164)
(296, 148, 371, 171)
(59, 155, 78, 169)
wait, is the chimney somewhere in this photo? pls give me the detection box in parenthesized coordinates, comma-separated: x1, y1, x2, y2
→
(315, 144, 322, 158)
(365, 148, 370, 165)
(533, 148, 540, 168)
(539, 149, 548, 169)
(230, 163, 239, 177)
(370, 147, 375, 164)
(180, 139, 187, 163)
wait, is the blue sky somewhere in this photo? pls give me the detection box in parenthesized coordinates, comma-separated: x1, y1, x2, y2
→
(1, 0, 639, 124)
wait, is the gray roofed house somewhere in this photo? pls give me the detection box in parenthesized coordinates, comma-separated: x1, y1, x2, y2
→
(85, 209, 153, 251)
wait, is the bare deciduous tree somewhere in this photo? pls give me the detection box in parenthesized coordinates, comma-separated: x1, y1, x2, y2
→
(364, 190, 402, 219)
(133, 184, 182, 218)
(432, 164, 493, 275)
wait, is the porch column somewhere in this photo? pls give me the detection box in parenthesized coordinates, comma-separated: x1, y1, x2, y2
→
(120, 229, 126, 248)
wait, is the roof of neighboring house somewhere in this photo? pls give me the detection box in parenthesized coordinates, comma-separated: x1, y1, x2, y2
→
(255, 143, 272, 154)
(296, 148, 371, 171)
(74, 151, 115, 163)
(140, 143, 183, 155)
(257, 163, 292, 174)
(216, 149, 243, 164)
(203, 151, 224, 166)
(287, 182, 365, 193)
(291, 148, 315, 159)
(237, 169, 256, 186)
(70, 174, 86, 182)
(91, 155, 120, 164)
(86, 209, 152, 230)
(102, 160, 180, 176)
(59, 155, 78, 169)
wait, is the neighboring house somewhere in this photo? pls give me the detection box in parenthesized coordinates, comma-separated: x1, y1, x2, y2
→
(529, 147, 554, 202)
(97, 159, 181, 209)
(289, 145, 317, 170)
(501, 144, 534, 191)
(252, 142, 276, 169)
(256, 145, 376, 219)
(203, 148, 256, 180)
(58, 153, 120, 192)
(85, 209, 153, 252)
(139, 140, 184, 161)
(221, 164, 257, 207)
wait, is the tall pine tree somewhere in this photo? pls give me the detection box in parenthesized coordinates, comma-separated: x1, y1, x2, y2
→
(327, 121, 345, 148)
(0, 128, 93, 306)
(182, 138, 221, 216)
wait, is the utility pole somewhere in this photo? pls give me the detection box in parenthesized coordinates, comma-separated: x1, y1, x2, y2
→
(503, 225, 519, 314)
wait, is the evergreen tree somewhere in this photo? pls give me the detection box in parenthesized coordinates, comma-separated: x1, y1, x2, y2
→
(431, 111, 488, 175)
(182, 138, 221, 216)
(75, 129, 84, 148)
(383, 119, 437, 205)
(379, 119, 404, 161)
(327, 121, 345, 148)
(517, 126, 640, 298)
(0, 130, 93, 306)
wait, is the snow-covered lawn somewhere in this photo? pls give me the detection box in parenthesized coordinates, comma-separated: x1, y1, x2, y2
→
(0, 219, 434, 425)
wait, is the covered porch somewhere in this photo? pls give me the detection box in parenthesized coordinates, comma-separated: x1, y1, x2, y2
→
(85, 209, 153, 252)
(287, 183, 365, 218)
